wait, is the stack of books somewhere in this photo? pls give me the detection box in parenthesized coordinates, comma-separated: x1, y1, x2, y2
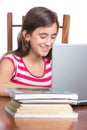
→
(5, 88, 78, 119)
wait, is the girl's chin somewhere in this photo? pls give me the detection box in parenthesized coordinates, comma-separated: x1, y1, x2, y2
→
(40, 48, 50, 55)
(41, 52, 49, 57)
(40, 49, 50, 57)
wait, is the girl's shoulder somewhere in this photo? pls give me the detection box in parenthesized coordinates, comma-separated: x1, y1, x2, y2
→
(4, 54, 21, 61)
(3, 54, 22, 66)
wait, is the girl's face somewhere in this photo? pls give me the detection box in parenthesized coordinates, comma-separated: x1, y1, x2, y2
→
(28, 23, 58, 57)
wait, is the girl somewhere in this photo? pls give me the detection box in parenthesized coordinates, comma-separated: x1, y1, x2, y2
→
(0, 6, 59, 96)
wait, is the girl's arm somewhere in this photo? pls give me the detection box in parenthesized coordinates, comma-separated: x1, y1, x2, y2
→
(0, 59, 33, 96)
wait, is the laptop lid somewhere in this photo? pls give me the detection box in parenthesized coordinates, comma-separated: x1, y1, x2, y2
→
(52, 44, 87, 105)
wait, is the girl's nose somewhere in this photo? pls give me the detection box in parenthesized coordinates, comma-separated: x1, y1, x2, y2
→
(45, 38, 53, 46)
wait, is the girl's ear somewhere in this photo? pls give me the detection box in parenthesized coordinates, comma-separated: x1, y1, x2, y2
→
(22, 30, 31, 41)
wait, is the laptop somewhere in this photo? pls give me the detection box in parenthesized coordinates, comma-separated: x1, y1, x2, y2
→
(52, 44, 87, 105)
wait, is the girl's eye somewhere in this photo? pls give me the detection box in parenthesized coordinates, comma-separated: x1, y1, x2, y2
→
(39, 34, 57, 39)
(40, 35, 46, 39)
(40, 37, 45, 39)
(51, 36, 57, 39)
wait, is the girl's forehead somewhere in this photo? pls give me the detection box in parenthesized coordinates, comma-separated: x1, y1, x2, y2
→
(33, 23, 58, 33)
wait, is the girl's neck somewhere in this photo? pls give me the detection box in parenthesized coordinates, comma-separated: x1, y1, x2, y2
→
(24, 52, 43, 63)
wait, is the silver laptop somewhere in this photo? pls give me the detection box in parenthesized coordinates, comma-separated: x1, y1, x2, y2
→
(52, 44, 87, 105)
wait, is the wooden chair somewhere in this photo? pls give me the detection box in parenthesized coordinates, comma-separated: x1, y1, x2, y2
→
(7, 13, 70, 51)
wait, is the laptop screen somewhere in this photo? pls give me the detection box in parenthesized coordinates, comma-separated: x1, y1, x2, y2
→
(52, 44, 87, 104)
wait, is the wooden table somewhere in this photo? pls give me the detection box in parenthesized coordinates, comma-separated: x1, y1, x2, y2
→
(0, 97, 87, 130)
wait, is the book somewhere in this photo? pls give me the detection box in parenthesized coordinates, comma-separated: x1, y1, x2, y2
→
(5, 102, 78, 119)
(13, 99, 78, 105)
(6, 88, 78, 100)
(5, 87, 78, 119)
(6, 101, 73, 113)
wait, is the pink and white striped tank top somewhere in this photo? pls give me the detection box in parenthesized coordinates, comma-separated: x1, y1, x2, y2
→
(4, 54, 52, 88)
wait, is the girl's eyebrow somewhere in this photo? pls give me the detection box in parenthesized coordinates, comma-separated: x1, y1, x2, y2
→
(39, 32, 57, 36)
(39, 33, 47, 36)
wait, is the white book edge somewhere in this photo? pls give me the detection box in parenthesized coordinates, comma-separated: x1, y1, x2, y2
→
(6, 88, 78, 100)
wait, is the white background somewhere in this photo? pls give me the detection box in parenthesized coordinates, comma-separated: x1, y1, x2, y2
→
(0, 0, 87, 57)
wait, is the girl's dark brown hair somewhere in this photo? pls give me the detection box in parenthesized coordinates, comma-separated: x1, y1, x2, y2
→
(5, 7, 59, 60)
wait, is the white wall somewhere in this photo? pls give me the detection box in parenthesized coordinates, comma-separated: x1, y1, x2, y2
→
(0, 0, 87, 57)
